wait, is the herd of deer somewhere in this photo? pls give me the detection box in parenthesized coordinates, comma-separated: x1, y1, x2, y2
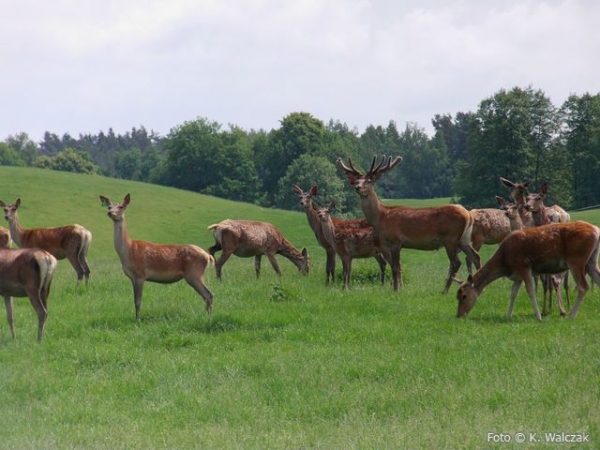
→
(2, 155, 600, 342)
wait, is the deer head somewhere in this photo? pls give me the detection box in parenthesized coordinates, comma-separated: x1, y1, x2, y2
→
(0, 198, 21, 223)
(499, 177, 531, 205)
(336, 155, 403, 197)
(292, 185, 318, 209)
(524, 183, 548, 213)
(100, 194, 131, 222)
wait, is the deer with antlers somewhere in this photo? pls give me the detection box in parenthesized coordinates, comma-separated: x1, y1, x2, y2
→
(100, 194, 214, 320)
(337, 155, 480, 293)
(0, 198, 92, 283)
(292, 184, 388, 285)
(456, 221, 600, 321)
(0, 247, 57, 342)
(207, 219, 309, 280)
(316, 201, 391, 289)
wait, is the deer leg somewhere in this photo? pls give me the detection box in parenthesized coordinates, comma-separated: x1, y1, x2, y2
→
(213, 251, 232, 281)
(552, 275, 567, 316)
(523, 271, 542, 321)
(266, 254, 282, 276)
(186, 277, 214, 314)
(325, 248, 336, 285)
(443, 247, 462, 295)
(563, 271, 570, 309)
(389, 245, 401, 291)
(569, 265, 593, 319)
(79, 253, 91, 284)
(342, 257, 351, 289)
(459, 242, 481, 272)
(132, 279, 144, 321)
(542, 275, 550, 316)
(26, 290, 48, 343)
(507, 281, 522, 318)
(66, 253, 86, 283)
(208, 242, 222, 257)
(375, 253, 387, 285)
(4, 296, 15, 340)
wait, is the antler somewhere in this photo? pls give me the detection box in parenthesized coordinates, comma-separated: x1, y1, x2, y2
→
(366, 155, 404, 181)
(336, 157, 363, 177)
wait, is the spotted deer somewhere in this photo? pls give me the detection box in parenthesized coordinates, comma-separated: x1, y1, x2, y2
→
(0, 247, 57, 342)
(207, 219, 309, 280)
(466, 207, 512, 274)
(0, 198, 92, 283)
(316, 201, 391, 289)
(293, 185, 388, 284)
(337, 155, 480, 293)
(100, 194, 214, 320)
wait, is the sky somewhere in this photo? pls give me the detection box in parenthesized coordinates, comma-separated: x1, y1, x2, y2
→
(1, 0, 599, 142)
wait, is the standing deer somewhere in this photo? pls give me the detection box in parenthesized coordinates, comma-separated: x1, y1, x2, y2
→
(207, 219, 309, 280)
(0, 226, 11, 248)
(524, 183, 570, 315)
(292, 184, 388, 284)
(456, 221, 600, 321)
(0, 198, 92, 283)
(465, 208, 512, 274)
(0, 247, 57, 342)
(337, 155, 480, 293)
(100, 194, 214, 320)
(316, 201, 391, 289)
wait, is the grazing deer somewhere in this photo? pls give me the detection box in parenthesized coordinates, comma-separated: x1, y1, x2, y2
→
(466, 208, 512, 274)
(456, 221, 600, 320)
(0, 248, 57, 342)
(337, 155, 480, 293)
(207, 219, 309, 280)
(292, 184, 388, 284)
(0, 226, 11, 248)
(316, 201, 391, 289)
(100, 194, 214, 320)
(0, 198, 92, 283)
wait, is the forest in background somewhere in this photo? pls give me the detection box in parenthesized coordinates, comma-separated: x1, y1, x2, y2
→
(2, 85, 599, 215)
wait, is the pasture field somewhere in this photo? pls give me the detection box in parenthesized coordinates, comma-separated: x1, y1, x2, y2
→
(0, 166, 599, 449)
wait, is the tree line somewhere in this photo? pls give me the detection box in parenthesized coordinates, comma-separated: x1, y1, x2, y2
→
(2, 85, 599, 215)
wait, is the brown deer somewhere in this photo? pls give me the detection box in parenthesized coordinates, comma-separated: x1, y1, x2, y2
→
(0, 248, 57, 342)
(0, 226, 11, 248)
(207, 219, 309, 280)
(0, 198, 92, 283)
(337, 155, 480, 293)
(495, 196, 526, 231)
(466, 208, 512, 274)
(292, 184, 387, 284)
(524, 183, 570, 315)
(456, 221, 600, 321)
(100, 194, 214, 320)
(316, 201, 391, 288)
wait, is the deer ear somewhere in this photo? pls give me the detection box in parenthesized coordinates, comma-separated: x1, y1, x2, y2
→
(99, 196, 111, 207)
(123, 194, 131, 206)
(310, 185, 318, 195)
(15, 198, 21, 208)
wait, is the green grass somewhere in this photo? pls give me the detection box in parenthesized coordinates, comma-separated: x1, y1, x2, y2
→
(0, 166, 599, 449)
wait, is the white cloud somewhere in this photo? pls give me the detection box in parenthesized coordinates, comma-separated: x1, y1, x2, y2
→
(0, 0, 598, 141)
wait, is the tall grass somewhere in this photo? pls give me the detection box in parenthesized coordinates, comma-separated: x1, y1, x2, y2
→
(0, 167, 599, 449)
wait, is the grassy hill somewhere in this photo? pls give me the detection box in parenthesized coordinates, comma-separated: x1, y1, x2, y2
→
(0, 167, 598, 449)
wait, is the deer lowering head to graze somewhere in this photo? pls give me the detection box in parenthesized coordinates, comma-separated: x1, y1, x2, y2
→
(316, 201, 391, 289)
(0, 226, 11, 248)
(100, 194, 214, 320)
(337, 155, 480, 293)
(465, 207, 512, 274)
(207, 219, 309, 280)
(0, 247, 57, 342)
(456, 221, 600, 321)
(293, 184, 386, 285)
(0, 198, 92, 283)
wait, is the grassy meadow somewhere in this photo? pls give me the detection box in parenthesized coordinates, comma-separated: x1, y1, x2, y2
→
(0, 166, 599, 449)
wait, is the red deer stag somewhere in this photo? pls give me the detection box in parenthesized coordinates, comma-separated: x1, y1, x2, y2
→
(293, 185, 387, 284)
(456, 221, 600, 321)
(100, 194, 214, 320)
(207, 219, 309, 280)
(316, 201, 391, 289)
(337, 155, 480, 293)
(0, 198, 92, 283)
(0, 247, 57, 342)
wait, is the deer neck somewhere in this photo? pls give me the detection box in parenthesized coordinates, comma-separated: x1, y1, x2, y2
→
(304, 203, 325, 241)
(531, 207, 550, 227)
(7, 213, 25, 247)
(278, 239, 305, 270)
(359, 190, 384, 229)
(319, 217, 336, 248)
(113, 216, 133, 261)
(472, 252, 507, 293)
